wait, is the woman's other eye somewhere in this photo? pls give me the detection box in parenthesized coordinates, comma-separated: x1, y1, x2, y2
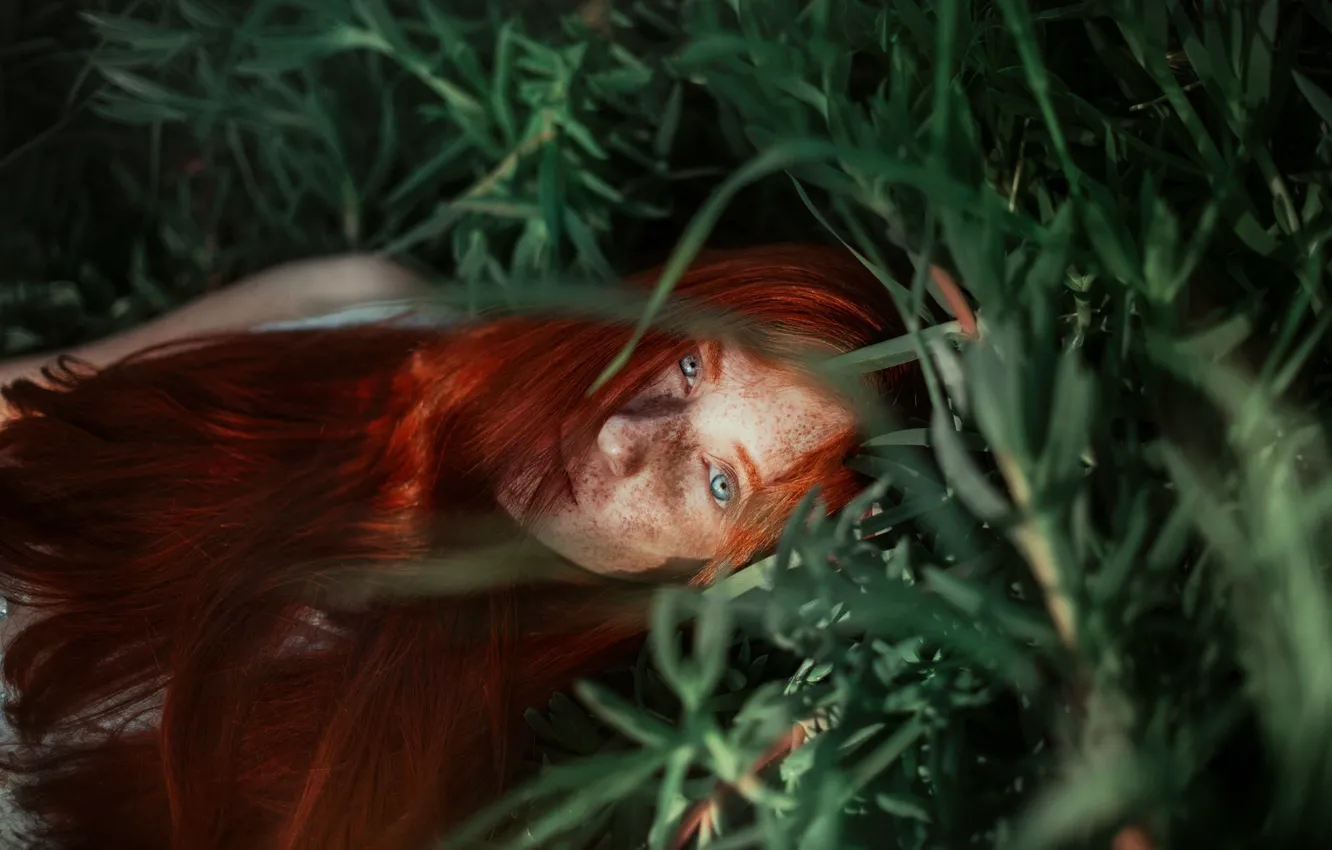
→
(678, 352, 702, 391)
(678, 350, 736, 509)
(707, 462, 736, 509)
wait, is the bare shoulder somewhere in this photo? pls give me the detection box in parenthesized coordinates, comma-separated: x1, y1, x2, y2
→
(235, 254, 430, 313)
(0, 254, 430, 423)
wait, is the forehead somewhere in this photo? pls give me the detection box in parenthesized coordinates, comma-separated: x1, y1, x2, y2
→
(710, 347, 855, 484)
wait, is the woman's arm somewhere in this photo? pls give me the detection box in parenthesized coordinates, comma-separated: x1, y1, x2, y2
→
(0, 254, 428, 392)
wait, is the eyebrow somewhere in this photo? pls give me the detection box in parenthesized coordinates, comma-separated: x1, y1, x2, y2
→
(734, 442, 763, 490)
(702, 339, 726, 384)
(712, 344, 763, 491)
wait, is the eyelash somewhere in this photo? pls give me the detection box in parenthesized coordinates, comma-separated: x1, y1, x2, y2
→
(678, 350, 739, 510)
(678, 351, 703, 393)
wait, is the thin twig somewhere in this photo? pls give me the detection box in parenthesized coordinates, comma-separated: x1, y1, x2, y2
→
(1009, 119, 1030, 212)
(994, 452, 1078, 646)
(671, 724, 806, 850)
(1129, 80, 1204, 112)
(466, 126, 558, 202)
(928, 265, 978, 339)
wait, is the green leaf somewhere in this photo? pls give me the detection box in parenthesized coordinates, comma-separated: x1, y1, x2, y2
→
(690, 592, 732, 701)
(177, 0, 230, 29)
(648, 590, 692, 709)
(561, 117, 610, 161)
(930, 403, 1010, 523)
(538, 137, 565, 260)
(1293, 70, 1332, 128)
(82, 13, 199, 60)
(235, 30, 371, 74)
(874, 792, 933, 822)
(96, 66, 190, 109)
(1245, 0, 1279, 107)
(491, 20, 518, 146)
(863, 427, 985, 450)
(575, 681, 676, 750)
(1142, 183, 1183, 303)
(828, 322, 966, 374)
(653, 82, 684, 159)
(1176, 314, 1254, 361)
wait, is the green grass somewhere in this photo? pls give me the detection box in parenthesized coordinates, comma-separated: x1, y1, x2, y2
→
(4, 1, 1332, 849)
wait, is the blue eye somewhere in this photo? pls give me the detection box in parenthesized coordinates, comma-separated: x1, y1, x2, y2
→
(679, 352, 701, 389)
(708, 463, 735, 508)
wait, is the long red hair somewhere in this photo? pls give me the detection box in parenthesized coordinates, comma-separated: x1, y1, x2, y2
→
(0, 244, 914, 850)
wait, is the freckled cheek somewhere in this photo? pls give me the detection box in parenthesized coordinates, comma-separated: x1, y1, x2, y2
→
(549, 487, 722, 569)
(565, 468, 654, 536)
(570, 463, 632, 519)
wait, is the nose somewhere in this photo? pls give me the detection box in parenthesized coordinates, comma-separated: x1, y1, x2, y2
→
(595, 413, 649, 478)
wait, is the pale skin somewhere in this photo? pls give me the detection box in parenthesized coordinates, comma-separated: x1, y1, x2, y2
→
(521, 343, 854, 575)
(0, 256, 855, 580)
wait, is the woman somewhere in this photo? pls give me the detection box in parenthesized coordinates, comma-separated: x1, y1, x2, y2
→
(0, 244, 919, 850)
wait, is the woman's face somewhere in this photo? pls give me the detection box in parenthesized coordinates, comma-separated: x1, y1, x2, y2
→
(518, 343, 856, 576)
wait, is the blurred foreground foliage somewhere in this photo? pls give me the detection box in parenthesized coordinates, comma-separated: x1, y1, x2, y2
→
(4, 0, 1332, 849)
